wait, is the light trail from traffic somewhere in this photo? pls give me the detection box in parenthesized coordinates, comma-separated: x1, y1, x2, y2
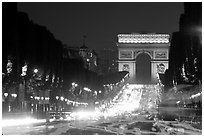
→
(2, 117, 47, 127)
(69, 84, 162, 120)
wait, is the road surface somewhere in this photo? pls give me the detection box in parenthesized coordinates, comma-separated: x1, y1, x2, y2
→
(2, 84, 202, 135)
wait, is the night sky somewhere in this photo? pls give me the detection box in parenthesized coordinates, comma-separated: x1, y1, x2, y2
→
(18, 2, 184, 53)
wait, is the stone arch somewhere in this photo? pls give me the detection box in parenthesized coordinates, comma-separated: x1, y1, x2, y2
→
(117, 33, 170, 84)
(135, 50, 153, 59)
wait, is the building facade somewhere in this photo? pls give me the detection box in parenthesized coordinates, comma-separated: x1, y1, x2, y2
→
(117, 33, 170, 84)
(63, 45, 98, 73)
(99, 49, 118, 74)
(79, 44, 98, 72)
(169, 3, 202, 85)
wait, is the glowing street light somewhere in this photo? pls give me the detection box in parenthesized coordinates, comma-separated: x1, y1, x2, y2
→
(34, 68, 38, 73)
(72, 82, 78, 87)
(11, 93, 17, 98)
(4, 93, 8, 97)
(45, 97, 50, 100)
(35, 97, 40, 100)
(60, 96, 64, 101)
(72, 82, 75, 86)
(84, 87, 91, 92)
(21, 64, 28, 76)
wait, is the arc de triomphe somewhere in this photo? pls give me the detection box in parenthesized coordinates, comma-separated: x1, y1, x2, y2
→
(117, 33, 170, 84)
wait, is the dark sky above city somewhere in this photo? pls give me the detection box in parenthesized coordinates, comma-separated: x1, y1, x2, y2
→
(18, 2, 184, 53)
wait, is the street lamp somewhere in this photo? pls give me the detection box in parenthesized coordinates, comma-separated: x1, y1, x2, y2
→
(4, 93, 8, 97)
(34, 68, 38, 74)
(72, 82, 78, 87)
(11, 93, 17, 98)
(3, 93, 9, 112)
(34, 96, 40, 119)
(20, 63, 28, 112)
(72, 82, 75, 86)
(55, 96, 59, 112)
(60, 96, 64, 101)
(45, 97, 50, 100)
(60, 96, 64, 111)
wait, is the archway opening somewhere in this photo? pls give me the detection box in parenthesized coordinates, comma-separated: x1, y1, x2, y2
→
(136, 53, 151, 84)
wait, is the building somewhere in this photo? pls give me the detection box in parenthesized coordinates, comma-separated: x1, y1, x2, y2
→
(99, 49, 118, 74)
(79, 44, 98, 72)
(63, 42, 98, 73)
(169, 2, 202, 85)
(63, 46, 81, 59)
(117, 33, 170, 84)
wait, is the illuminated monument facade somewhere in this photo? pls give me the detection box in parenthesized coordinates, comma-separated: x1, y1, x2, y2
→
(117, 33, 170, 84)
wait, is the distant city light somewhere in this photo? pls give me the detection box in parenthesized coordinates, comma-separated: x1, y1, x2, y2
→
(69, 84, 162, 121)
(21, 64, 28, 76)
(45, 97, 50, 100)
(34, 68, 38, 73)
(84, 87, 91, 92)
(190, 92, 202, 99)
(45, 74, 49, 81)
(95, 101, 99, 105)
(4, 93, 8, 97)
(176, 101, 180, 104)
(72, 82, 78, 87)
(7, 60, 13, 74)
(11, 93, 17, 98)
(60, 96, 64, 101)
(60, 117, 63, 120)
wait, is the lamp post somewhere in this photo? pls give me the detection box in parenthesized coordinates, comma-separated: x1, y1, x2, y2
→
(3, 93, 9, 112)
(56, 96, 59, 112)
(35, 96, 40, 119)
(20, 63, 28, 112)
(60, 96, 64, 111)
(32, 68, 40, 117)
(11, 93, 17, 112)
